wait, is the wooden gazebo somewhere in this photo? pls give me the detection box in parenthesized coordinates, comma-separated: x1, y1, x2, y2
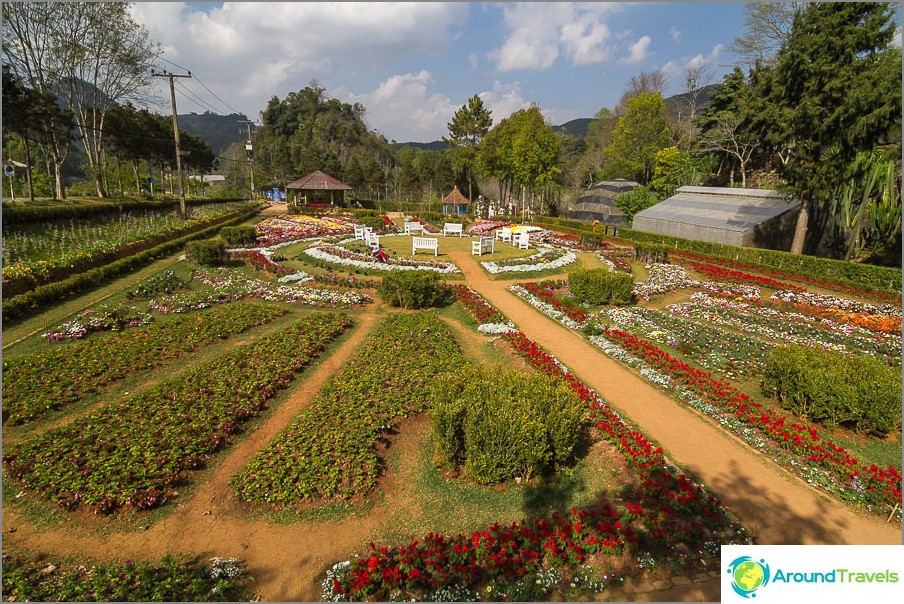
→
(441, 185, 471, 216)
(286, 170, 353, 206)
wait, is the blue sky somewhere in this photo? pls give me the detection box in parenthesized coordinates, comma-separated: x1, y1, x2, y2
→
(131, 2, 756, 142)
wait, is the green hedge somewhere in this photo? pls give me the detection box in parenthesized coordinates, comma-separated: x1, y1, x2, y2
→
(185, 239, 226, 266)
(2, 206, 260, 323)
(377, 271, 449, 309)
(761, 344, 902, 438)
(430, 364, 586, 484)
(1, 197, 247, 225)
(219, 225, 257, 245)
(619, 228, 902, 294)
(568, 268, 634, 305)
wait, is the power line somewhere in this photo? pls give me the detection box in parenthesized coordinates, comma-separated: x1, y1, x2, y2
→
(192, 73, 243, 116)
(174, 79, 223, 114)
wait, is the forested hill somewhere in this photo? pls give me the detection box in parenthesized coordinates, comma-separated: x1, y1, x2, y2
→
(177, 111, 250, 155)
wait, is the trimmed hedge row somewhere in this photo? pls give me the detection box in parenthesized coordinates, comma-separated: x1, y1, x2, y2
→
(568, 268, 634, 305)
(377, 271, 449, 309)
(618, 228, 901, 294)
(761, 344, 902, 438)
(1, 197, 247, 225)
(2, 206, 261, 322)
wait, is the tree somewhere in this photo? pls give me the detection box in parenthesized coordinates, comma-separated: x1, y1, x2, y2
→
(614, 70, 668, 117)
(751, 2, 901, 254)
(727, 2, 805, 69)
(444, 94, 493, 204)
(603, 92, 673, 184)
(3, 2, 160, 198)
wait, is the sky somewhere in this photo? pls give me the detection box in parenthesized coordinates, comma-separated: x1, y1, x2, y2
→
(130, 2, 757, 143)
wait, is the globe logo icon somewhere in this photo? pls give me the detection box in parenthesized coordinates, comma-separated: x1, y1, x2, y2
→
(727, 556, 770, 598)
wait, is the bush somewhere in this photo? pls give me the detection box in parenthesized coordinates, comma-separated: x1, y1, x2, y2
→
(568, 268, 634, 305)
(219, 225, 257, 245)
(359, 216, 386, 232)
(185, 238, 226, 266)
(430, 364, 586, 484)
(633, 242, 670, 264)
(377, 271, 448, 309)
(761, 344, 902, 438)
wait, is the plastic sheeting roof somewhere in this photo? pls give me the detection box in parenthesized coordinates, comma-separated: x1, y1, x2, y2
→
(566, 179, 639, 225)
(633, 186, 799, 233)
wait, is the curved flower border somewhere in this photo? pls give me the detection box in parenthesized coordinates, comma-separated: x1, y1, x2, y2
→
(481, 247, 577, 275)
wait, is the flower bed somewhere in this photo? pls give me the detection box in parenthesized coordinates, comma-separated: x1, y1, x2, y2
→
(303, 242, 461, 274)
(481, 247, 577, 275)
(509, 281, 590, 328)
(770, 289, 902, 318)
(252, 215, 354, 246)
(674, 256, 805, 291)
(597, 328, 902, 514)
(42, 304, 154, 341)
(227, 250, 294, 276)
(631, 264, 698, 301)
(2, 313, 352, 514)
(467, 220, 508, 236)
(3, 302, 286, 426)
(231, 313, 466, 504)
(450, 284, 512, 328)
(323, 295, 752, 601)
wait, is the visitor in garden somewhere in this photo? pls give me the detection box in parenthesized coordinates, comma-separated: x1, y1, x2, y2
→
(373, 247, 389, 263)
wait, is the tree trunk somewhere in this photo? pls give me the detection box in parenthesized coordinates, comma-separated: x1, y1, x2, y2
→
(132, 160, 141, 197)
(53, 158, 65, 199)
(790, 197, 810, 254)
(23, 134, 35, 201)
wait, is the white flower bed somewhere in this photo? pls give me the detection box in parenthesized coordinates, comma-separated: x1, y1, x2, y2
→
(303, 243, 461, 274)
(770, 289, 902, 317)
(477, 322, 518, 335)
(277, 270, 313, 284)
(632, 263, 698, 300)
(481, 247, 577, 274)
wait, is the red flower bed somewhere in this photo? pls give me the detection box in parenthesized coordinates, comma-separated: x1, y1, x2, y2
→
(450, 285, 508, 325)
(674, 256, 804, 291)
(673, 250, 901, 304)
(227, 250, 293, 275)
(519, 281, 590, 324)
(603, 328, 902, 509)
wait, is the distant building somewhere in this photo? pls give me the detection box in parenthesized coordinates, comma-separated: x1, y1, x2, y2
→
(632, 186, 801, 250)
(566, 179, 640, 226)
(286, 170, 353, 206)
(441, 185, 471, 216)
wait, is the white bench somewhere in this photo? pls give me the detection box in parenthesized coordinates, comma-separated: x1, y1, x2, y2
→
(412, 236, 439, 256)
(471, 236, 495, 256)
(495, 226, 512, 242)
(354, 225, 366, 240)
(404, 221, 425, 235)
(512, 230, 529, 249)
(365, 231, 380, 250)
(443, 222, 463, 237)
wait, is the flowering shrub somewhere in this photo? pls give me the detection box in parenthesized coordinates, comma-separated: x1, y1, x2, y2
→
(3, 313, 353, 514)
(5, 302, 286, 426)
(632, 264, 698, 301)
(231, 313, 465, 504)
(125, 270, 188, 299)
(227, 250, 293, 275)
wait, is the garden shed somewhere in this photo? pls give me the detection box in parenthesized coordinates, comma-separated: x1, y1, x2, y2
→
(631, 186, 801, 249)
(441, 186, 471, 216)
(566, 179, 640, 226)
(286, 170, 353, 206)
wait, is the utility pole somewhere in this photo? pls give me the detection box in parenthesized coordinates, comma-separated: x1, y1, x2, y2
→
(239, 120, 255, 199)
(152, 69, 192, 218)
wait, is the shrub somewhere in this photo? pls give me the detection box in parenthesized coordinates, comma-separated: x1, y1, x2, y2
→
(185, 238, 226, 266)
(633, 242, 670, 264)
(761, 344, 902, 438)
(219, 225, 257, 245)
(430, 364, 586, 484)
(377, 271, 448, 309)
(568, 268, 634, 305)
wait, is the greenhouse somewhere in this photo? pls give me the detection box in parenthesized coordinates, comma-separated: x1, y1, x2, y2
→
(631, 186, 801, 249)
(566, 179, 640, 226)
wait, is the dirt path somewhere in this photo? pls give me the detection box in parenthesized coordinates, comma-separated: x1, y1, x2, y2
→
(3, 229, 900, 602)
(444, 247, 901, 546)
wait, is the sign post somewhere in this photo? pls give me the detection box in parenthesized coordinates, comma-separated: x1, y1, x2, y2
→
(5, 165, 15, 201)
(148, 176, 154, 198)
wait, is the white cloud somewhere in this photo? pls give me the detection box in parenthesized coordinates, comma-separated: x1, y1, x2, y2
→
(670, 27, 682, 44)
(491, 2, 624, 71)
(623, 35, 652, 64)
(479, 82, 531, 125)
(130, 2, 468, 118)
(339, 71, 458, 142)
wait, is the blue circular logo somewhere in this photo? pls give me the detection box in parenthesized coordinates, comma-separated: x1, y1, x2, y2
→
(727, 556, 770, 598)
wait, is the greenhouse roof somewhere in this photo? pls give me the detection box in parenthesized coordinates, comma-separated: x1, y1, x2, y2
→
(634, 186, 799, 233)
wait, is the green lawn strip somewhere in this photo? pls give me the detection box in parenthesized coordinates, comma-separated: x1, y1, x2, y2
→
(1, 550, 254, 603)
(1, 312, 353, 515)
(2, 302, 288, 426)
(231, 312, 466, 505)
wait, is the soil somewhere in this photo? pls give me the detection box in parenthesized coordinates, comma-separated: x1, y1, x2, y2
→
(2, 211, 901, 602)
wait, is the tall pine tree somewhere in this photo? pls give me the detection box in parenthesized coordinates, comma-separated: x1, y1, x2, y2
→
(444, 94, 493, 204)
